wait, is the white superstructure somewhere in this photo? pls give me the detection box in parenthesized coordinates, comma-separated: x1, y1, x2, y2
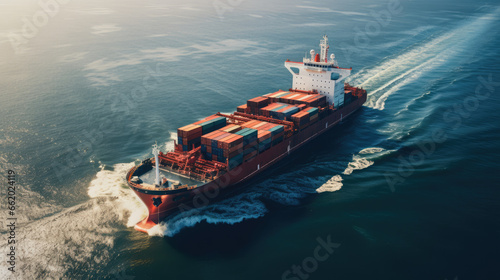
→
(284, 35, 351, 108)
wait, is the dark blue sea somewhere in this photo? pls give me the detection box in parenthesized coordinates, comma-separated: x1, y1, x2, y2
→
(1, 0, 500, 279)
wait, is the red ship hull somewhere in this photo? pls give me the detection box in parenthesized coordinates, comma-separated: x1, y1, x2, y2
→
(127, 93, 366, 233)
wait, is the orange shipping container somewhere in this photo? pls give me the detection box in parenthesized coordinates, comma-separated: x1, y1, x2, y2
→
(193, 114, 219, 125)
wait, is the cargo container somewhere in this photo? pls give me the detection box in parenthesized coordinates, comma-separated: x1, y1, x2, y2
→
(264, 90, 290, 103)
(235, 128, 258, 146)
(259, 103, 287, 117)
(266, 104, 300, 121)
(247, 96, 270, 108)
(257, 130, 272, 153)
(236, 104, 247, 113)
(194, 116, 227, 135)
(177, 124, 204, 150)
(220, 124, 242, 134)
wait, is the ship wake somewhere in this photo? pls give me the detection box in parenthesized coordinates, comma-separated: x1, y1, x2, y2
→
(0, 161, 148, 280)
(348, 7, 500, 111)
(316, 147, 395, 193)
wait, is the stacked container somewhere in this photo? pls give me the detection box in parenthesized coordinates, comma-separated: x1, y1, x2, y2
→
(193, 115, 227, 135)
(241, 121, 285, 148)
(260, 103, 300, 120)
(176, 115, 227, 151)
(306, 107, 319, 122)
(201, 131, 244, 169)
(257, 130, 272, 153)
(264, 91, 290, 102)
(268, 124, 285, 146)
(302, 95, 327, 107)
(291, 111, 310, 129)
(177, 124, 203, 151)
(236, 104, 247, 113)
(220, 124, 242, 134)
(265, 91, 327, 107)
(259, 103, 287, 117)
(278, 92, 308, 104)
(246, 96, 270, 114)
(291, 107, 319, 130)
(235, 128, 259, 162)
(344, 89, 354, 104)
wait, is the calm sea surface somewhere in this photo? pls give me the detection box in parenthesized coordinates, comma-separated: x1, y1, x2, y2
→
(1, 0, 499, 279)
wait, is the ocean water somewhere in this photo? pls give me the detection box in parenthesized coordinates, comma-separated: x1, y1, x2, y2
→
(1, 0, 500, 279)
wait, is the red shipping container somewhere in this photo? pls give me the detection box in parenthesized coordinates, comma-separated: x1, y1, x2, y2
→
(212, 132, 231, 144)
(201, 130, 225, 145)
(177, 124, 202, 138)
(258, 130, 271, 141)
(247, 96, 270, 108)
(217, 134, 235, 149)
(236, 104, 247, 113)
(219, 134, 243, 149)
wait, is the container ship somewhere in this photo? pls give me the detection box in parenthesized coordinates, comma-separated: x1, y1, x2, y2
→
(126, 36, 367, 232)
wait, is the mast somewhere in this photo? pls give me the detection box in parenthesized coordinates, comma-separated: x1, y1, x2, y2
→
(152, 142, 161, 186)
(319, 35, 329, 62)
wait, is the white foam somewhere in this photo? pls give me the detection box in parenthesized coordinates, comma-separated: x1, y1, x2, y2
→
(345, 148, 394, 172)
(358, 147, 385, 154)
(148, 192, 267, 237)
(0, 161, 152, 279)
(343, 157, 374, 175)
(0, 197, 125, 279)
(164, 131, 177, 152)
(344, 147, 390, 175)
(88, 162, 148, 227)
(316, 175, 343, 193)
(316, 148, 394, 193)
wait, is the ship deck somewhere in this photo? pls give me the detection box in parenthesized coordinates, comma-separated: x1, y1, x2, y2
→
(137, 168, 204, 189)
